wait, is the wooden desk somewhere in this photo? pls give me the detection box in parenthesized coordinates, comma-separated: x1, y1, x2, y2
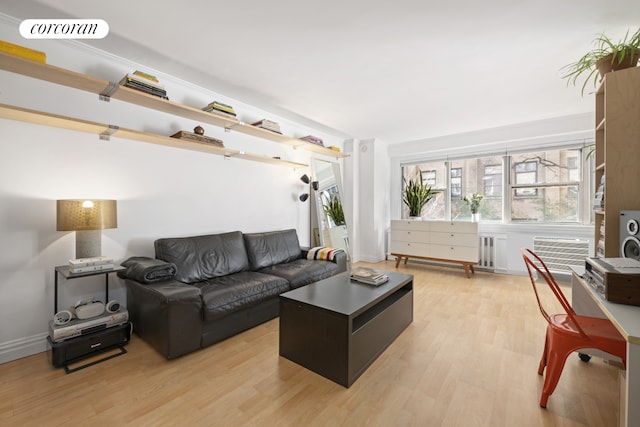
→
(571, 268, 640, 427)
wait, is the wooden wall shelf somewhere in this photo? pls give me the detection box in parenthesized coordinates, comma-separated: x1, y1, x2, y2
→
(0, 51, 348, 159)
(0, 103, 307, 168)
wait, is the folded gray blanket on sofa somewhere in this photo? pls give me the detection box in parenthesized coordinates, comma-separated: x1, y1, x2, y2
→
(118, 256, 177, 284)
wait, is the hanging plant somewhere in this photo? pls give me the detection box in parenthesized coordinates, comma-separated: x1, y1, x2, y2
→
(561, 28, 640, 95)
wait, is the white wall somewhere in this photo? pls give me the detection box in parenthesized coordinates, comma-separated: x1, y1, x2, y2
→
(0, 17, 345, 362)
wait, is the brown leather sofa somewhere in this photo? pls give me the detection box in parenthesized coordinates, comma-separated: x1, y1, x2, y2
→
(120, 229, 347, 359)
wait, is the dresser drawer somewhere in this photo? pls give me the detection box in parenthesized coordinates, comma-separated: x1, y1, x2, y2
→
(390, 230, 430, 243)
(431, 231, 477, 247)
(390, 241, 430, 258)
(429, 244, 478, 262)
(390, 220, 430, 232)
(430, 221, 477, 233)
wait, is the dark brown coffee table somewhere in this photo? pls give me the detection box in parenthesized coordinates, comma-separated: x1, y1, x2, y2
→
(279, 270, 413, 387)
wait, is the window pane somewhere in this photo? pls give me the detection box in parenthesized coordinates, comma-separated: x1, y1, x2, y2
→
(450, 156, 503, 221)
(451, 167, 462, 199)
(511, 185, 579, 222)
(510, 148, 581, 223)
(511, 149, 581, 185)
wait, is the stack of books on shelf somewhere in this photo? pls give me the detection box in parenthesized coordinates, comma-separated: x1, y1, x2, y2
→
(251, 119, 281, 134)
(120, 70, 168, 99)
(594, 174, 605, 211)
(202, 101, 237, 117)
(350, 267, 389, 286)
(299, 135, 324, 146)
(597, 218, 606, 257)
(0, 40, 46, 63)
(69, 256, 114, 274)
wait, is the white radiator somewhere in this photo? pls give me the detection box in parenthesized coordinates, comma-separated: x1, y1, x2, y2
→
(532, 237, 589, 273)
(478, 235, 495, 271)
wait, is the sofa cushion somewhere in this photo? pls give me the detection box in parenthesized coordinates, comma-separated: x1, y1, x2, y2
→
(259, 259, 342, 289)
(155, 231, 249, 284)
(243, 229, 302, 270)
(192, 272, 289, 321)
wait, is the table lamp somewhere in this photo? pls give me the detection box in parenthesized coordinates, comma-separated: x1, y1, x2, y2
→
(56, 199, 117, 259)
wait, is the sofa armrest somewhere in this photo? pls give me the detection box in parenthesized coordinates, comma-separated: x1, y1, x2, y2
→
(125, 278, 203, 359)
(300, 248, 348, 273)
(333, 250, 348, 273)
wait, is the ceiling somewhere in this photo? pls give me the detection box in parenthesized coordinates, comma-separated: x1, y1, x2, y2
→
(2, 1, 639, 143)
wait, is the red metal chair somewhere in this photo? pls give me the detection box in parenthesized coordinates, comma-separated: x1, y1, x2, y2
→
(521, 248, 627, 408)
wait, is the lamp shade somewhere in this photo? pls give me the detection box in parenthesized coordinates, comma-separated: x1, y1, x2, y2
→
(57, 199, 117, 231)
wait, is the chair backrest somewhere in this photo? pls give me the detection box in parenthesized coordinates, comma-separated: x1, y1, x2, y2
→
(521, 248, 588, 338)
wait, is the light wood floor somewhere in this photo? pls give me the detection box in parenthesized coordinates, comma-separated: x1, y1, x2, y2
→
(0, 261, 621, 426)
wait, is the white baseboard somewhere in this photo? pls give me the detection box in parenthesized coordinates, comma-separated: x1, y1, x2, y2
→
(0, 333, 48, 364)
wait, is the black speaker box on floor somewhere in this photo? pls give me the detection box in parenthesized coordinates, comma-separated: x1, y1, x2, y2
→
(48, 322, 131, 371)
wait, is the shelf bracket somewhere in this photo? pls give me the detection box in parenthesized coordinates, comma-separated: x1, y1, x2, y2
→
(99, 124, 120, 141)
(99, 81, 119, 102)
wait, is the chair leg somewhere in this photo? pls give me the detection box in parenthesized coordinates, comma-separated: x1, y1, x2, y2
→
(538, 332, 549, 375)
(539, 347, 571, 408)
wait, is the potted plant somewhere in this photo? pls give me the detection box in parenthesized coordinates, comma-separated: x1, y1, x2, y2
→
(463, 193, 484, 221)
(323, 193, 345, 226)
(561, 28, 640, 95)
(402, 170, 441, 219)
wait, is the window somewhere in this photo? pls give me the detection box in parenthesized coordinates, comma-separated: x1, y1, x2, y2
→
(401, 147, 585, 224)
(510, 149, 581, 223)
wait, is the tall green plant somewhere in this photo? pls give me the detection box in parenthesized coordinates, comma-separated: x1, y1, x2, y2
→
(402, 170, 440, 217)
(323, 194, 345, 226)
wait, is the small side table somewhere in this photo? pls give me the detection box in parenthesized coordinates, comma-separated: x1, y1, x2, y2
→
(51, 264, 129, 373)
(54, 265, 125, 314)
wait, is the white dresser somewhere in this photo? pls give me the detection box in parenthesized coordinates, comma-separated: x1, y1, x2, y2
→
(390, 220, 479, 278)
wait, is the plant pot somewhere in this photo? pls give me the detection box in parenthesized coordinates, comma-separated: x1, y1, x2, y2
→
(596, 51, 640, 78)
(409, 216, 422, 221)
(471, 213, 481, 222)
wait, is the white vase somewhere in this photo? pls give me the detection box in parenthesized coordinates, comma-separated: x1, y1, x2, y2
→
(471, 213, 481, 222)
(409, 216, 422, 221)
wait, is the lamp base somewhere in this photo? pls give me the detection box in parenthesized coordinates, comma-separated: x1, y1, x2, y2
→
(75, 230, 102, 259)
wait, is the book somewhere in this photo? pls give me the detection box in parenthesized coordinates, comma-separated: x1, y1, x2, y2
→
(69, 263, 115, 274)
(69, 256, 113, 269)
(204, 101, 236, 115)
(132, 70, 159, 83)
(350, 268, 389, 286)
(121, 73, 165, 91)
(120, 75, 169, 99)
(299, 135, 324, 146)
(252, 119, 282, 134)
(203, 106, 237, 117)
(0, 40, 46, 63)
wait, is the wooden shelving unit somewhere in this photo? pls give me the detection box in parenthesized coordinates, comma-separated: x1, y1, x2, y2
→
(0, 51, 348, 161)
(593, 66, 640, 257)
(0, 103, 307, 168)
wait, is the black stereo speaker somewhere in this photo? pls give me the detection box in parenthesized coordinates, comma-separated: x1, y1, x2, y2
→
(620, 210, 640, 260)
